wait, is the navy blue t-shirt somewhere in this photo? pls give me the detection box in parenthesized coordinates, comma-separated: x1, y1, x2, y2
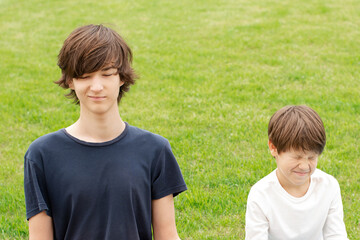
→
(24, 123, 187, 240)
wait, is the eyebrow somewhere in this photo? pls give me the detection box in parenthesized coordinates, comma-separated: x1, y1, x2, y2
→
(101, 66, 117, 71)
(293, 153, 316, 158)
(291, 152, 304, 157)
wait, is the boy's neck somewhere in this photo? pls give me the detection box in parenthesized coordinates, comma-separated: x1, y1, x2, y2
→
(66, 106, 125, 143)
(276, 169, 311, 198)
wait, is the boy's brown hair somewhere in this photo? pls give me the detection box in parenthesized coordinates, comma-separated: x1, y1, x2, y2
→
(268, 105, 326, 154)
(55, 24, 137, 103)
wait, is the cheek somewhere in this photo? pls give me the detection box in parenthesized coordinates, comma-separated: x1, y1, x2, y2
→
(276, 158, 293, 170)
(310, 161, 318, 169)
(284, 161, 300, 171)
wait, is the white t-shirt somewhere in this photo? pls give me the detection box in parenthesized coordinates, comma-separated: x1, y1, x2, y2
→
(245, 169, 348, 240)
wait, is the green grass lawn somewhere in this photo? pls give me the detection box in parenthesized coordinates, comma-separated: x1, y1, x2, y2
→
(1, 0, 359, 239)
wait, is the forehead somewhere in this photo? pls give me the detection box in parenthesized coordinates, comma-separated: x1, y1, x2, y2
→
(72, 43, 122, 76)
(82, 64, 117, 74)
(101, 65, 117, 71)
(285, 149, 318, 158)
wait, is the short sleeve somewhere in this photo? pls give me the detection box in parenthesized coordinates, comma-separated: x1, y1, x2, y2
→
(150, 140, 187, 200)
(24, 155, 51, 220)
(245, 188, 269, 240)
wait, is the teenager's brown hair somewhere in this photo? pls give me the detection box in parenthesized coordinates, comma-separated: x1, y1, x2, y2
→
(268, 105, 326, 154)
(55, 24, 137, 103)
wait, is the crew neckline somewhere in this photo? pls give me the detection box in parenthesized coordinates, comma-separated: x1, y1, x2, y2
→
(61, 122, 129, 147)
(273, 169, 316, 202)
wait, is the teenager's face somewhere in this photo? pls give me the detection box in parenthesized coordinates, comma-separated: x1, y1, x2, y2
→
(69, 67, 124, 115)
(269, 141, 318, 190)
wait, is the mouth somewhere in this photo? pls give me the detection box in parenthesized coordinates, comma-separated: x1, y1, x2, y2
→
(88, 96, 106, 100)
(293, 171, 310, 176)
(88, 96, 105, 99)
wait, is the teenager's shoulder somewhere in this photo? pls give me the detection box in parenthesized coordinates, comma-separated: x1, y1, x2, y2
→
(25, 130, 67, 160)
(126, 124, 169, 146)
(28, 130, 65, 148)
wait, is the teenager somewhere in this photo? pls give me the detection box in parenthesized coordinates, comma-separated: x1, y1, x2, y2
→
(24, 24, 187, 240)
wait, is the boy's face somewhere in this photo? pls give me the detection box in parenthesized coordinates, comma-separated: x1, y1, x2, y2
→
(269, 141, 319, 190)
(69, 67, 124, 115)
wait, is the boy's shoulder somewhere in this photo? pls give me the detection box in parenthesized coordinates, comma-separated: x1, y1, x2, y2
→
(248, 169, 341, 201)
(311, 168, 340, 189)
(248, 170, 278, 198)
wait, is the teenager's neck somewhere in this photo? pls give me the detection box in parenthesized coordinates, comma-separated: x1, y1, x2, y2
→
(66, 107, 125, 143)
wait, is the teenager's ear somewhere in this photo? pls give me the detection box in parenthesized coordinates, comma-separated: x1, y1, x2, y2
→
(68, 79, 74, 90)
(119, 80, 125, 87)
(268, 140, 278, 157)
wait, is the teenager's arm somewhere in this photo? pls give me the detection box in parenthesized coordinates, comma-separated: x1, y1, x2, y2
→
(152, 194, 181, 240)
(29, 211, 54, 240)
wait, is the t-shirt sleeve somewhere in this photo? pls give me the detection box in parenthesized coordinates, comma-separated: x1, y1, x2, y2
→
(24, 154, 51, 220)
(322, 179, 349, 240)
(150, 140, 187, 200)
(245, 187, 269, 240)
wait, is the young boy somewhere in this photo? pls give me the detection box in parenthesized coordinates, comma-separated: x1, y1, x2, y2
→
(24, 24, 187, 240)
(245, 105, 348, 240)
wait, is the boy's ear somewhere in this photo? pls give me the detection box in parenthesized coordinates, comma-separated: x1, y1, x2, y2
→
(268, 140, 278, 157)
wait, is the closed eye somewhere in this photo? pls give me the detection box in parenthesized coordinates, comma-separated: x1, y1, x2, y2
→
(103, 72, 117, 77)
(77, 75, 90, 79)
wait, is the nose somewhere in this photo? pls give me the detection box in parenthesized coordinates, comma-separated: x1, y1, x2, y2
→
(298, 159, 310, 171)
(90, 76, 103, 92)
